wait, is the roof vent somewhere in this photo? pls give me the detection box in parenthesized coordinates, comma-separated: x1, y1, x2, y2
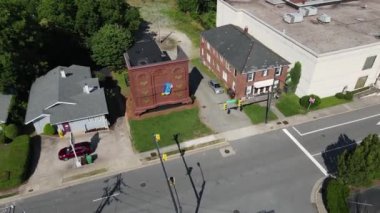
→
(283, 13, 304, 24)
(299, 6, 317, 16)
(83, 84, 90, 94)
(318, 14, 331, 23)
(60, 68, 66, 78)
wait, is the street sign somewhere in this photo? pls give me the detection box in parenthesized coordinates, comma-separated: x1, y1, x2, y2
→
(162, 153, 168, 161)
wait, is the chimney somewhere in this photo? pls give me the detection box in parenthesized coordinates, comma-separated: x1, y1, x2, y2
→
(60, 68, 66, 78)
(83, 84, 90, 94)
(244, 26, 248, 33)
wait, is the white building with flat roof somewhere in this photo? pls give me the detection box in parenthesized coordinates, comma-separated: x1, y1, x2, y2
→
(217, 0, 380, 97)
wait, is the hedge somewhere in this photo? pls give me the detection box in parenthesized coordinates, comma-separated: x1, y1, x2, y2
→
(325, 179, 349, 213)
(335, 92, 353, 101)
(4, 124, 19, 140)
(299, 94, 321, 109)
(43, 123, 56, 135)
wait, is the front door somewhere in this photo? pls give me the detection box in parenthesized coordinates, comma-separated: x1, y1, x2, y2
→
(62, 123, 71, 133)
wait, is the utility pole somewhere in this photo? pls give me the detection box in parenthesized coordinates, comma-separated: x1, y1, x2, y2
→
(153, 134, 178, 213)
(70, 132, 81, 168)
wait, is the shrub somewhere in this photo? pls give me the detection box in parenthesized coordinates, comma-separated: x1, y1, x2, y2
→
(335, 92, 353, 101)
(43, 123, 56, 135)
(12, 135, 30, 144)
(299, 94, 321, 109)
(325, 179, 349, 213)
(0, 131, 5, 144)
(4, 124, 19, 140)
(95, 72, 106, 82)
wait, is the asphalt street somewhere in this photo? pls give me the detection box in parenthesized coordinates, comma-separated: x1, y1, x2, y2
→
(3, 104, 380, 213)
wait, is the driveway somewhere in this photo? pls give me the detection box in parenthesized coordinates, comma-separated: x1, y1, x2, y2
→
(190, 65, 252, 133)
(21, 117, 141, 194)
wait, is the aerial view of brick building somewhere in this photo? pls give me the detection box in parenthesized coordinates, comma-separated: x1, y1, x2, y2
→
(124, 39, 192, 116)
(200, 24, 290, 100)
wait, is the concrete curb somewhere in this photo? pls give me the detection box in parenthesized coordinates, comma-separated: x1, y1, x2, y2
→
(311, 177, 328, 213)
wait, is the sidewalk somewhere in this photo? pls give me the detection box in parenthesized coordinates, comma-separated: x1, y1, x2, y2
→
(1, 95, 379, 206)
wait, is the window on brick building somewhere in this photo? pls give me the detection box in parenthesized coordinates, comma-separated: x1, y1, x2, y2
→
(216, 64, 220, 72)
(263, 69, 268, 77)
(247, 73, 254, 82)
(223, 71, 227, 82)
(246, 86, 252, 95)
(275, 66, 282, 76)
(362, 55, 377, 70)
(207, 54, 211, 63)
(207, 42, 210, 50)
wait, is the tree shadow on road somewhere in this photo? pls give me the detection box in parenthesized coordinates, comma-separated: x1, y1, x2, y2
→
(95, 174, 127, 213)
(322, 134, 357, 175)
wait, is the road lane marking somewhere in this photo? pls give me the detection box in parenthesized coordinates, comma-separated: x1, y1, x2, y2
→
(293, 113, 380, 136)
(282, 129, 328, 176)
(92, 192, 120, 202)
(311, 140, 362, 156)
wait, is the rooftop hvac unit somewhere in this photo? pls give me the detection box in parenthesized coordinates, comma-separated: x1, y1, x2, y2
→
(299, 6, 318, 16)
(318, 14, 331, 23)
(283, 13, 304, 24)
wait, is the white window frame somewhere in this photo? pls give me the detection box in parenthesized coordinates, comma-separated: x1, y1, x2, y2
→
(247, 73, 254, 82)
(246, 86, 252, 95)
(201, 48, 204, 56)
(222, 71, 227, 82)
(275, 66, 282, 76)
(263, 69, 268, 77)
(206, 54, 211, 63)
(232, 81, 236, 90)
(207, 42, 210, 50)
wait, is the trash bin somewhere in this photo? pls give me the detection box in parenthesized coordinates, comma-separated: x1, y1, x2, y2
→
(86, 154, 93, 164)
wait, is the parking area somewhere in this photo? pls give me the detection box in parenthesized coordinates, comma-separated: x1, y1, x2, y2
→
(22, 117, 140, 194)
(190, 65, 252, 133)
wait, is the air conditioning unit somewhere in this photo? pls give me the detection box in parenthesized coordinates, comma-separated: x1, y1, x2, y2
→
(283, 13, 304, 24)
(318, 14, 331, 23)
(299, 6, 318, 16)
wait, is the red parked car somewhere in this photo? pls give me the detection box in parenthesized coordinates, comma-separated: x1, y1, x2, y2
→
(58, 142, 93, 161)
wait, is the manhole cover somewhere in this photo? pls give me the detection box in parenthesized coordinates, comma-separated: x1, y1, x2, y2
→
(140, 182, 146, 187)
(220, 146, 236, 157)
(282, 120, 289, 125)
(233, 210, 240, 213)
(224, 149, 230, 154)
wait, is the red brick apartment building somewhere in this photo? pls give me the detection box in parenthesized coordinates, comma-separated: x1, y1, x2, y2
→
(124, 39, 192, 115)
(200, 24, 290, 100)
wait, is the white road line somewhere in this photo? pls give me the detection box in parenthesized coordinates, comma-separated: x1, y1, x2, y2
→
(311, 140, 362, 156)
(282, 129, 328, 176)
(293, 113, 380, 136)
(92, 192, 120, 202)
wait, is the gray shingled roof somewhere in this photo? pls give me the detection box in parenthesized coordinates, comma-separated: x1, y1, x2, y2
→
(25, 65, 108, 124)
(201, 24, 289, 73)
(0, 94, 12, 123)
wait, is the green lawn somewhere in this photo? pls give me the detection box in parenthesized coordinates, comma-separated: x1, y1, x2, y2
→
(112, 70, 129, 96)
(129, 108, 212, 152)
(0, 135, 30, 190)
(243, 104, 278, 124)
(276, 93, 305, 117)
(317, 96, 352, 109)
(191, 58, 219, 80)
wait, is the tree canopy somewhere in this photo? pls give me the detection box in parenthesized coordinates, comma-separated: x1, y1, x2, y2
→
(89, 24, 132, 68)
(177, 0, 216, 29)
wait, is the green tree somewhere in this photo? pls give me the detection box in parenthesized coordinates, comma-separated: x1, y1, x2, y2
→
(325, 179, 349, 213)
(4, 124, 19, 140)
(37, 0, 76, 29)
(0, 130, 5, 144)
(89, 24, 132, 68)
(338, 134, 380, 186)
(75, 0, 100, 37)
(0, 53, 16, 92)
(288, 62, 302, 92)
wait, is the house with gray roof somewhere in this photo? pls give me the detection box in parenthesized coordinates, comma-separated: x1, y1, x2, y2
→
(200, 24, 290, 99)
(0, 94, 12, 124)
(25, 65, 109, 134)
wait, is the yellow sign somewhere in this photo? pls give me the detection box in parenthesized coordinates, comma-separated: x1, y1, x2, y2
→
(154, 134, 161, 142)
(162, 153, 168, 161)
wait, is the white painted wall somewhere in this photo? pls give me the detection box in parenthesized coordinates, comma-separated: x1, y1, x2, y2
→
(217, 0, 380, 97)
(33, 115, 51, 134)
(57, 115, 108, 133)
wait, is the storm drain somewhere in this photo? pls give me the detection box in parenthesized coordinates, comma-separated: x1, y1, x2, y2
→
(140, 182, 146, 188)
(220, 146, 236, 157)
(282, 120, 289, 125)
(233, 210, 240, 213)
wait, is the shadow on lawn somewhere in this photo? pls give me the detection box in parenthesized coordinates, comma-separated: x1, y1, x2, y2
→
(24, 135, 41, 181)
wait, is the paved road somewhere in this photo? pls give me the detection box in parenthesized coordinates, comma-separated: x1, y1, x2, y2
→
(4, 105, 380, 213)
